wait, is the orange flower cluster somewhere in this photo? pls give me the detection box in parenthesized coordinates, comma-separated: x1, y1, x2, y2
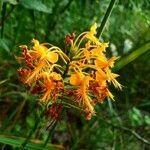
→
(18, 39, 69, 103)
(18, 23, 121, 120)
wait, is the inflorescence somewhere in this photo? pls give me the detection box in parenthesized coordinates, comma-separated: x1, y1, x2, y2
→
(18, 23, 122, 120)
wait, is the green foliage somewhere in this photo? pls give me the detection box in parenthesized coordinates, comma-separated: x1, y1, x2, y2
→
(4, 0, 18, 5)
(19, 0, 53, 13)
(0, 135, 57, 150)
(0, 0, 150, 149)
(128, 107, 143, 126)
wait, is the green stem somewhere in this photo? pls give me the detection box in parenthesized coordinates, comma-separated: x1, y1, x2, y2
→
(59, 0, 73, 13)
(43, 120, 57, 149)
(96, 0, 117, 38)
(114, 42, 150, 71)
(21, 108, 45, 148)
(43, 108, 66, 148)
(0, 0, 3, 12)
(62, 101, 84, 112)
(0, 134, 65, 149)
(8, 100, 26, 131)
(0, 2, 6, 37)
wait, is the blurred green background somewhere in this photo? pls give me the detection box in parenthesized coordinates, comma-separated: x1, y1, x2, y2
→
(0, 0, 150, 149)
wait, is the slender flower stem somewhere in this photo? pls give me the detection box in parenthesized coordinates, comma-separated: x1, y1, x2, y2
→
(21, 107, 46, 148)
(113, 42, 150, 71)
(1, 3, 6, 37)
(43, 120, 58, 149)
(96, 0, 117, 39)
(43, 108, 65, 148)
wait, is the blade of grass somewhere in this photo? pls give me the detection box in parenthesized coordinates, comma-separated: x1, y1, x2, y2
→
(22, 107, 46, 148)
(0, 0, 3, 12)
(0, 2, 6, 37)
(114, 42, 150, 71)
(0, 5, 15, 26)
(0, 134, 65, 150)
(7, 99, 26, 131)
(0, 108, 18, 132)
(43, 120, 57, 149)
(97, 0, 117, 38)
(0, 79, 8, 85)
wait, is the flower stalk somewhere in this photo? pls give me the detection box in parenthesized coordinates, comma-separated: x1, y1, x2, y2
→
(97, 0, 117, 38)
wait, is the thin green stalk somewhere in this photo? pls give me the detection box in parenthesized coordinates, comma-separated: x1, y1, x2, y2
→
(62, 101, 84, 112)
(59, 0, 73, 13)
(8, 100, 26, 131)
(96, 0, 117, 38)
(30, 10, 37, 37)
(114, 42, 150, 71)
(43, 107, 66, 149)
(0, 0, 3, 12)
(43, 120, 58, 149)
(0, 2, 6, 37)
(21, 108, 46, 148)
(62, 61, 70, 78)
(0, 108, 17, 132)
(0, 99, 25, 132)
(0, 134, 65, 150)
(0, 5, 15, 26)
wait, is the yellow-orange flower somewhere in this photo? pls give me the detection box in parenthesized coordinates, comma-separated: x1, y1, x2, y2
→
(67, 23, 122, 119)
(18, 23, 122, 120)
(90, 23, 97, 35)
(70, 72, 95, 118)
(19, 39, 69, 86)
(70, 72, 85, 86)
(28, 39, 59, 64)
(40, 72, 63, 102)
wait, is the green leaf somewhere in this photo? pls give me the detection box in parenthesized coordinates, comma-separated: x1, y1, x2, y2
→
(97, 0, 117, 38)
(0, 0, 3, 12)
(0, 79, 8, 85)
(4, 0, 18, 5)
(0, 135, 64, 150)
(128, 107, 143, 126)
(0, 38, 10, 52)
(26, 115, 35, 128)
(144, 115, 150, 125)
(114, 42, 150, 71)
(19, 0, 52, 13)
